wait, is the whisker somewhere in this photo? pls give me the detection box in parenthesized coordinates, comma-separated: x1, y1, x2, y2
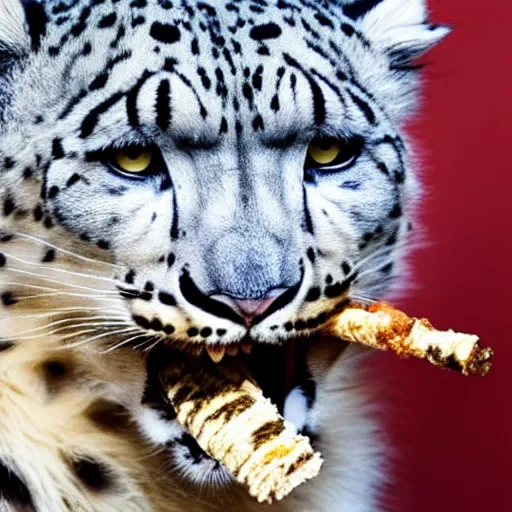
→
(6, 321, 130, 341)
(0, 306, 126, 321)
(141, 335, 165, 352)
(2, 314, 128, 336)
(61, 327, 140, 350)
(6, 268, 119, 294)
(3, 282, 122, 302)
(349, 293, 378, 305)
(102, 332, 156, 353)
(13, 232, 122, 269)
(3, 252, 119, 284)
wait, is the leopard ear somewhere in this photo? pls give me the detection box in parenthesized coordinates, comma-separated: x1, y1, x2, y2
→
(343, 0, 450, 68)
(0, 0, 48, 59)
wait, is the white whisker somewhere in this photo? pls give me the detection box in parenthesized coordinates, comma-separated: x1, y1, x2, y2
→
(6, 321, 130, 341)
(2, 314, 127, 336)
(12, 232, 122, 269)
(14, 292, 123, 302)
(61, 327, 140, 350)
(141, 336, 165, 352)
(6, 268, 119, 294)
(3, 252, 118, 284)
(102, 332, 156, 353)
(1, 307, 125, 321)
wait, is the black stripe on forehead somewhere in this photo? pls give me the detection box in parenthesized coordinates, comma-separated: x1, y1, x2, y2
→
(156, 79, 172, 130)
(283, 53, 326, 125)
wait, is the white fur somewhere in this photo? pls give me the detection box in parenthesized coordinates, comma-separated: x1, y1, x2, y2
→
(283, 386, 310, 433)
(0, 0, 28, 54)
(135, 407, 183, 445)
(360, 0, 450, 57)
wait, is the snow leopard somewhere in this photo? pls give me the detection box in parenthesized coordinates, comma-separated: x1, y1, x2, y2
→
(0, 0, 448, 510)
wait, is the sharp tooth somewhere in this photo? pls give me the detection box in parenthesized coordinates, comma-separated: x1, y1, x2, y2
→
(226, 345, 239, 356)
(241, 340, 253, 354)
(190, 345, 204, 357)
(206, 345, 226, 363)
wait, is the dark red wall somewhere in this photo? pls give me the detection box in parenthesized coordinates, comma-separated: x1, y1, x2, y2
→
(378, 1, 511, 511)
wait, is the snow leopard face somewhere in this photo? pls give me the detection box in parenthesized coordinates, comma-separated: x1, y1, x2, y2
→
(0, 0, 447, 347)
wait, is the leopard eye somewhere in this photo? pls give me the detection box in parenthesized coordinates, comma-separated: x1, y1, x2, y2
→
(110, 147, 153, 174)
(305, 137, 363, 172)
(308, 140, 342, 165)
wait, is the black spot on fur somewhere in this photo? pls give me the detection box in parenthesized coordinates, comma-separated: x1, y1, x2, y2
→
(73, 458, 112, 492)
(51, 138, 65, 159)
(381, 262, 393, 274)
(216, 329, 226, 336)
(0, 461, 34, 507)
(314, 13, 334, 27)
(200, 327, 212, 338)
(341, 23, 355, 36)
(66, 173, 81, 188)
(158, 291, 176, 306)
(133, 315, 150, 329)
(0, 253, 5, 267)
(97, 239, 110, 250)
(164, 324, 175, 334)
(150, 318, 163, 331)
(42, 249, 56, 263)
(252, 114, 264, 131)
(166, 253, 175, 268)
(41, 359, 72, 393)
(250, 23, 282, 41)
(0, 340, 15, 352)
(150, 22, 181, 43)
(132, 16, 145, 27)
(86, 400, 130, 432)
(341, 261, 352, 275)
(3, 196, 15, 217)
(1, 292, 17, 307)
(0, 233, 14, 243)
(3, 157, 14, 169)
(389, 204, 402, 218)
(48, 186, 59, 199)
(187, 327, 199, 337)
(125, 270, 135, 284)
(44, 360, 67, 377)
(98, 12, 117, 28)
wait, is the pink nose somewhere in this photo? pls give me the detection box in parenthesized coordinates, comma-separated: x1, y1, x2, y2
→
(234, 291, 284, 326)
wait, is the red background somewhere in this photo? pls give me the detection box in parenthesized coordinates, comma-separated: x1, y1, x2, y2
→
(378, 1, 511, 511)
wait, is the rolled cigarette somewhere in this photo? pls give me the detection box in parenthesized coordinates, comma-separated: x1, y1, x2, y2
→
(161, 353, 322, 503)
(327, 302, 493, 376)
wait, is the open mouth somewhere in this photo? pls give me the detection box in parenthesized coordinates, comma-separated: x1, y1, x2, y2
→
(146, 335, 313, 417)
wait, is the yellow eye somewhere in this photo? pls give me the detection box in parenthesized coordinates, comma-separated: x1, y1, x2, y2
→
(308, 140, 342, 165)
(113, 147, 153, 173)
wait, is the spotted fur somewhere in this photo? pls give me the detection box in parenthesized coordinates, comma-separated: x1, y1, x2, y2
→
(0, 0, 448, 510)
